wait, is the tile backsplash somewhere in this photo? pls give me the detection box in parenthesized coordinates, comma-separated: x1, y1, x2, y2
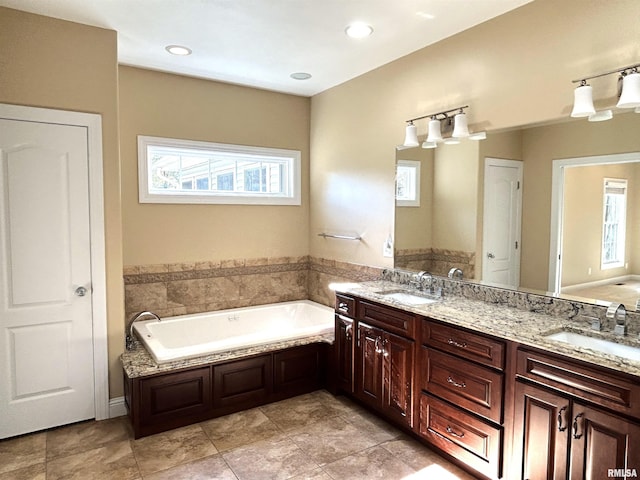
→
(123, 256, 382, 320)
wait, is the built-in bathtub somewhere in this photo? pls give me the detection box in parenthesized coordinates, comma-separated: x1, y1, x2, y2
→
(132, 300, 334, 364)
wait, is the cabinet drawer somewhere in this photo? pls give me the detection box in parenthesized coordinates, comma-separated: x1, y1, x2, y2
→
(419, 393, 502, 479)
(421, 348, 503, 423)
(517, 348, 640, 419)
(335, 294, 356, 318)
(359, 300, 416, 338)
(422, 320, 505, 370)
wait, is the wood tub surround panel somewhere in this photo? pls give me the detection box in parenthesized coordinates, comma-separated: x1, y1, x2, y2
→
(125, 343, 327, 439)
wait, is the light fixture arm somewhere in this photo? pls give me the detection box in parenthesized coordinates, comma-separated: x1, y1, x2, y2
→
(571, 63, 640, 84)
(405, 105, 469, 124)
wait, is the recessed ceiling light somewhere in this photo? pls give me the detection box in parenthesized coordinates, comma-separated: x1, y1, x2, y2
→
(165, 45, 192, 56)
(345, 22, 373, 39)
(290, 72, 312, 80)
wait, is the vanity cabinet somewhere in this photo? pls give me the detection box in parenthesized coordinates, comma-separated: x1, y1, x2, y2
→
(514, 347, 640, 480)
(418, 319, 506, 480)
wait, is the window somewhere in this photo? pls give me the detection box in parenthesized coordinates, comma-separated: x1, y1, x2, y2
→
(601, 178, 627, 269)
(395, 160, 420, 207)
(138, 136, 301, 205)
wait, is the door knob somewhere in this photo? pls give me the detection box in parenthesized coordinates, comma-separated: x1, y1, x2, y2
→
(487, 252, 495, 259)
(74, 286, 88, 297)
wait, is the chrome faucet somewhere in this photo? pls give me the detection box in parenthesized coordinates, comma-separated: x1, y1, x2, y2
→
(448, 267, 463, 280)
(606, 303, 626, 336)
(417, 271, 434, 293)
(126, 311, 161, 350)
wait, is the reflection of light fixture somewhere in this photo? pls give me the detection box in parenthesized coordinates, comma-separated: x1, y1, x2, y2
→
(571, 62, 640, 120)
(617, 69, 640, 108)
(403, 121, 419, 147)
(401, 105, 485, 148)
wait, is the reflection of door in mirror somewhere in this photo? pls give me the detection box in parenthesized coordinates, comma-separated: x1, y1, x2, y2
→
(550, 153, 640, 310)
(482, 158, 523, 288)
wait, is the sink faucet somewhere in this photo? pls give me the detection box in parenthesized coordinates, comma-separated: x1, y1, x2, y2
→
(126, 311, 161, 350)
(606, 303, 626, 336)
(448, 267, 463, 280)
(417, 271, 433, 293)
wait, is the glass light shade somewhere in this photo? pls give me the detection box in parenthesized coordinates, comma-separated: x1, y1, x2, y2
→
(421, 141, 437, 149)
(443, 137, 460, 145)
(403, 123, 419, 147)
(452, 113, 469, 138)
(617, 72, 640, 108)
(588, 109, 613, 122)
(468, 131, 487, 141)
(426, 119, 442, 143)
(571, 84, 595, 118)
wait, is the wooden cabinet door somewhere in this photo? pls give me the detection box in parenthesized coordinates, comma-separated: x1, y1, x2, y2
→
(383, 331, 414, 427)
(335, 315, 354, 394)
(514, 381, 569, 480)
(569, 402, 640, 480)
(356, 322, 383, 407)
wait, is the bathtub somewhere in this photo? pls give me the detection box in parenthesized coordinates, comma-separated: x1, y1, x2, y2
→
(132, 300, 334, 364)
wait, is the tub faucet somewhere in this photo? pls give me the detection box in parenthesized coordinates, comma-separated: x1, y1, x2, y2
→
(126, 311, 161, 350)
(606, 303, 626, 336)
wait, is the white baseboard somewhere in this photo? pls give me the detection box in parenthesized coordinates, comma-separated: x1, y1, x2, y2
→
(109, 396, 127, 418)
(562, 274, 639, 293)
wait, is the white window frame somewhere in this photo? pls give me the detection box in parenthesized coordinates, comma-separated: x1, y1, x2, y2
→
(137, 135, 301, 205)
(601, 177, 627, 270)
(395, 160, 421, 207)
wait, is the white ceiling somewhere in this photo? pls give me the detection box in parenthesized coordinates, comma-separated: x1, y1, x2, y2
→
(1, 0, 532, 97)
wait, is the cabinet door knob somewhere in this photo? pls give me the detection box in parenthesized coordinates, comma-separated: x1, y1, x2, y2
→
(345, 324, 352, 340)
(557, 406, 568, 432)
(572, 412, 584, 439)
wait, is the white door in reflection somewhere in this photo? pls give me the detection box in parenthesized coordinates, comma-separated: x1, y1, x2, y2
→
(0, 117, 95, 438)
(482, 158, 523, 288)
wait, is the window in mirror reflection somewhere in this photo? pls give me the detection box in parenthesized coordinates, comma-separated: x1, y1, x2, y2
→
(396, 160, 420, 207)
(601, 178, 628, 269)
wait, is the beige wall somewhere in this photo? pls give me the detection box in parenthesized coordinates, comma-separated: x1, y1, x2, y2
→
(310, 0, 639, 275)
(119, 66, 310, 266)
(0, 8, 125, 398)
(562, 163, 639, 286)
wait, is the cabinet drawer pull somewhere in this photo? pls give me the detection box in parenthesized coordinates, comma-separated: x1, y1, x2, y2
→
(446, 376, 466, 389)
(345, 324, 352, 340)
(572, 412, 584, 439)
(446, 425, 465, 438)
(338, 302, 348, 313)
(557, 406, 568, 432)
(447, 338, 467, 349)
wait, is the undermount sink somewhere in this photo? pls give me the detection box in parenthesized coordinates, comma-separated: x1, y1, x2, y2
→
(544, 330, 640, 362)
(376, 289, 440, 306)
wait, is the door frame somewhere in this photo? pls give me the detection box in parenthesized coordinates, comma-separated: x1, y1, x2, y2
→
(549, 151, 640, 295)
(0, 103, 109, 421)
(482, 157, 523, 288)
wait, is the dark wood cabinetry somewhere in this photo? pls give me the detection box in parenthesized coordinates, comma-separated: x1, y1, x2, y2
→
(334, 314, 354, 394)
(125, 342, 327, 438)
(418, 319, 506, 480)
(514, 348, 640, 480)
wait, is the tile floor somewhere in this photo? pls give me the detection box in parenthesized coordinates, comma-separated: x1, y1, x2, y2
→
(0, 390, 478, 480)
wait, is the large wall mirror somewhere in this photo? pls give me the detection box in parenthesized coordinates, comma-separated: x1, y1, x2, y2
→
(395, 111, 640, 311)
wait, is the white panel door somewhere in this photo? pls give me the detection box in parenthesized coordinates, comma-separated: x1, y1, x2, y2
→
(482, 158, 523, 288)
(0, 119, 94, 438)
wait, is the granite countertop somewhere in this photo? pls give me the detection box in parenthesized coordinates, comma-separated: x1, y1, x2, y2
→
(337, 280, 640, 378)
(122, 334, 334, 379)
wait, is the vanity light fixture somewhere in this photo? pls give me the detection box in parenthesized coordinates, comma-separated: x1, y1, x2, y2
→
(402, 105, 485, 148)
(571, 62, 640, 120)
